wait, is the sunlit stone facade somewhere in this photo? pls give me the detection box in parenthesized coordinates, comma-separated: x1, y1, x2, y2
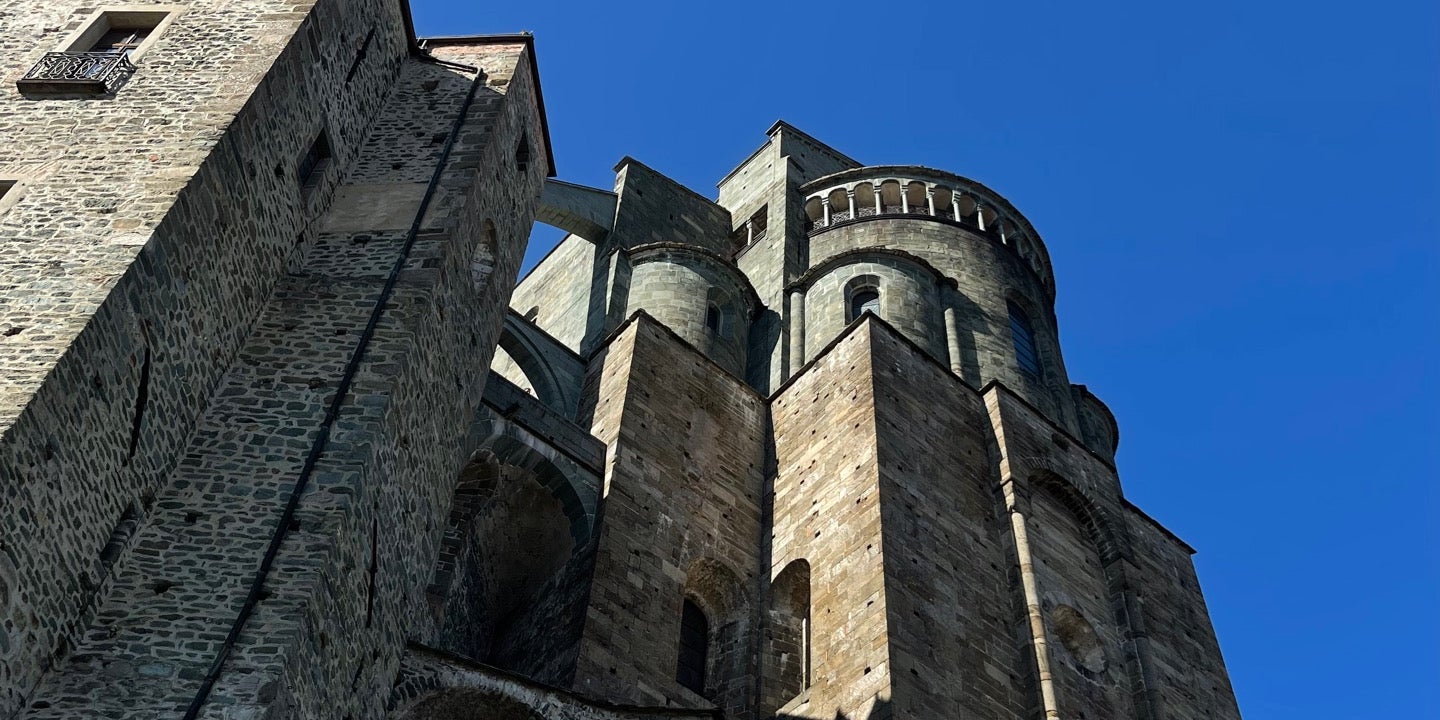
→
(0, 1, 1240, 718)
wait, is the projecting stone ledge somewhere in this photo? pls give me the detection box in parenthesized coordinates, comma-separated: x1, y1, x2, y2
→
(538, 178, 617, 242)
(388, 643, 720, 719)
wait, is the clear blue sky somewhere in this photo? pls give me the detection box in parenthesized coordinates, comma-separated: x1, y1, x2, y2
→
(414, 2, 1438, 717)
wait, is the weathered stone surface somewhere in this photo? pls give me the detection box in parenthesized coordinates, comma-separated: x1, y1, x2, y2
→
(0, 3, 1240, 719)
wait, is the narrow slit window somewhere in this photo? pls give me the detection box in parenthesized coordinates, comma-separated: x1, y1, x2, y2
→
(705, 304, 723, 335)
(515, 133, 531, 172)
(1008, 301, 1041, 378)
(297, 130, 332, 192)
(676, 599, 709, 695)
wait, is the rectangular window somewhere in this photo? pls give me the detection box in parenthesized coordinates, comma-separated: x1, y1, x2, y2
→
(297, 130, 332, 193)
(90, 27, 152, 58)
(17, 7, 183, 95)
(1008, 301, 1042, 378)
(60, 8, 182, 61)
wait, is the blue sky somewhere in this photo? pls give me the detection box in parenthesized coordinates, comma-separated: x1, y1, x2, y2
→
(414, 1, 1438, 717)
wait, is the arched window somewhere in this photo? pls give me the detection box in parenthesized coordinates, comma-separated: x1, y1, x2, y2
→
(764, 559, 812, 713)
(705, 303, 723, 335)
(677, 599, 709, 694)
(1008, 300, 1041, 378)
(848, 287, 880, 322)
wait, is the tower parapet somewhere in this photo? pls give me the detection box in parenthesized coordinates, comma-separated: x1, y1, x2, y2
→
(800, 166, 1054, 297)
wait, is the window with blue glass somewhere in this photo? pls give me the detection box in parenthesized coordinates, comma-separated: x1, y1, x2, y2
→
(1008, 301, 1041, 378)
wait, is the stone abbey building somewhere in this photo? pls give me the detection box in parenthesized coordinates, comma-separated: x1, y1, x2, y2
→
(0, 0, 1243, 718)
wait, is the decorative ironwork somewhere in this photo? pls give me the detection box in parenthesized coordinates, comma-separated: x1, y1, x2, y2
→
(857, 206, 878, 218)
(829, 210, 853, 223)
(17, 52, 136, 94)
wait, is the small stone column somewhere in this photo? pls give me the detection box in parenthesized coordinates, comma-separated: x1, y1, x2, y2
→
(953, 195, 964, 222)
(925, 186, 936, 216)
(789, 289, 807, 371)
(873, 183, 883, 214)
(846, 189, 856, 219)
(821, 197, 831, 226)
(943, 304, 963, 377)
(900, 186, 910, 214)
(975, 201, 986, 231)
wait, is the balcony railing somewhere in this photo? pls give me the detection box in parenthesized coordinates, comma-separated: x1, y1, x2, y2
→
(17, 52, 137, 94)
(802, 173, 1054, 290)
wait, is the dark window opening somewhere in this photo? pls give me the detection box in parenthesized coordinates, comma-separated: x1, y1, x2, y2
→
(705, 304, 723, 335)
(0, 180, 15, 202)
(849, 288, 880, 322)
(126, 348, 151, 461)
(522, 306, 540, 322)
(515, 133, 531, 172)
(90, 27, 150, 58)
(298, 130, 333, 192)
(676, 599, 709, 695)
(1008, 301, 1041, 378)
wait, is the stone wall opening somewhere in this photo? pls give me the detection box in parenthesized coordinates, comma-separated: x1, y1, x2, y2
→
(763, 559, 811, 713)
(426, 436, 593, 683)
(678, 558, 749, 707)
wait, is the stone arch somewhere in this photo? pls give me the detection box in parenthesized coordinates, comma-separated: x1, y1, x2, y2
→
(426, 431, 594, 679)
(904, 180, 927, 212)
(804, 195, 823, 225)
(826, 187, 849, 219)
(845, 273, 882, 323)
(763, 559, 811, 713)
(493, 314, 567, 411)
(1029, 472, 1120, 564)
(853, 182, 875, 215)
(1025, 472, 1135, 716)
(704, 286, 733, 336)
(932, 185, 954, 216)
(677, 558, 748, 704)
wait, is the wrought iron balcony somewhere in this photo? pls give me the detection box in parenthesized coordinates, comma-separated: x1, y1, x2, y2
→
(17, 52, 136, 94)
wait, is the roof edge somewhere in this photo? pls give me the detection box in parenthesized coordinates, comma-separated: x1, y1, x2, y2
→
(766, 119, 863, 167)
(417, 32, 557, 176)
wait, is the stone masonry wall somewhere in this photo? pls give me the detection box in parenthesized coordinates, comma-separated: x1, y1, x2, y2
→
(720, 124, 861, 394)
(509, 233, 595, 353)
(610, 159, 731, 257)
(799, 258, 948, 365)
(867, 320, 1029, 718)
(0, 0, 408, 713)
(984, 383, 1191, 719)
(573, 315, 767, 719)
(769, 322, 892, 720)
(221, 41, 547, 720)
(1027, 485, 1135, 717)
(809, 218, 1079, 433)
(623, 249, 750, 378)
(1124, 508, 1243, 720)
(10, 36, 547, 718)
